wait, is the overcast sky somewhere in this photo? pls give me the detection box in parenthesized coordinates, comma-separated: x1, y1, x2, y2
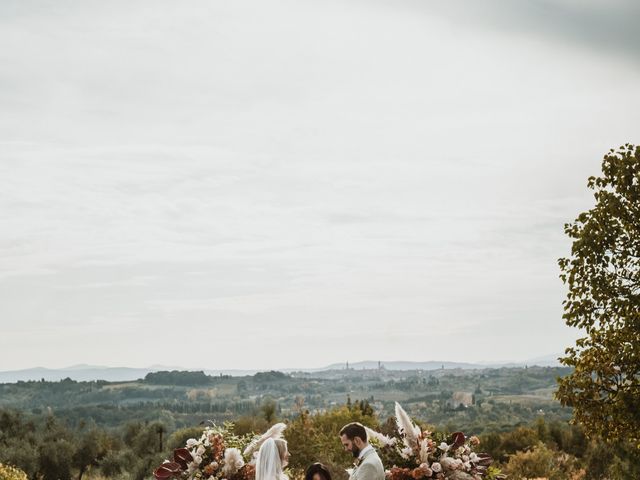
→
(1, 0, 639, 371)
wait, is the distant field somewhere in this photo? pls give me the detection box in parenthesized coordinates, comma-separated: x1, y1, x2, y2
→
(102, 382, 143, 390)
(0, 366, 573, 432)
(491, 394, 557, 405)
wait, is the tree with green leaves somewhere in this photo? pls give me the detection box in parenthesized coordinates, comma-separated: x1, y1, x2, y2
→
(260, 399, 278, 423)
(557, 143, 640, 445)
(73, 429, 112, 480)
(286, 405, 380, 480)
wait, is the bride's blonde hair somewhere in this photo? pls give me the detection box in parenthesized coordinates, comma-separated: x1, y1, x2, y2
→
(256, 438, 288, 480)
(275, 439, 288, 463)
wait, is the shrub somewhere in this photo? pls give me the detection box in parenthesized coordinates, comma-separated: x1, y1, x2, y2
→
(0, 463, 28, 480)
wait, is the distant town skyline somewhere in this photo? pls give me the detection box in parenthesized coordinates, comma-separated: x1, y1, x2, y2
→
(1, 0, 639, 371)
(0, 356, 564, 383)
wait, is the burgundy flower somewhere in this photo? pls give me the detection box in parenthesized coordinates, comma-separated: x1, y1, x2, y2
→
(174, 448, 194, 469)
(474, 453, 492, 467)
(450, 432, 466, 449)
(153, 462, 182, 480)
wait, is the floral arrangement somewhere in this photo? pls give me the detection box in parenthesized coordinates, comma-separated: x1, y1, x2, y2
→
(376, 403, 497, 480)
(153, 422, 286, 480)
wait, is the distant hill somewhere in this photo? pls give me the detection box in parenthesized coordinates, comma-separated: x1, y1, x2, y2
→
(0, 366, 160, 383)
(522, 353, 562, 367)
(0, 365, 265, 383)
(0, 355, 562, 383)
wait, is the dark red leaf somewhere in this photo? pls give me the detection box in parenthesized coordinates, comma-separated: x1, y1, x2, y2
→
(153, 462, 183, 480)
(450, 432, 466, 449)
(174, 448, 194, 469)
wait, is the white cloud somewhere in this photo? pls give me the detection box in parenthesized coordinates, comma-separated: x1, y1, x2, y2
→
(0, 0, 638, 370)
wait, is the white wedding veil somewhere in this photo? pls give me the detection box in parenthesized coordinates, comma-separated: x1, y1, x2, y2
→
(255, 438, 287, 480)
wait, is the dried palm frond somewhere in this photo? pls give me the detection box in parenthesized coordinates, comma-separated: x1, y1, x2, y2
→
(365, 426, 397, 447)
(394, 402, 420, 447)
(243, 423, 287, 457)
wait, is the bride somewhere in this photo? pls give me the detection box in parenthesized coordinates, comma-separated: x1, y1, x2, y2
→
(244, 423, 290, 480)
(255, 438, 289, 480)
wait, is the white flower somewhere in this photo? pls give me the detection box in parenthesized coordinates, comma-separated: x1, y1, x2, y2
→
(400, 447, 413, 459)
(197, 445, 206, 456)
(222, 448, 245, 476)
(462, 455, 469, 462)
(186, 438, 199, 448)
(438, 442, 449, 452)
(463, 462, 472, 471)
(440, 457, 458, 470)
(469, 453, 479, 462)
(194, 455, 203, 465)
(431, 462, 442, 473)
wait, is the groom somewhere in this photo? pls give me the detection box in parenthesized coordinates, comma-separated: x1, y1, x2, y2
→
(339, 423, 384, 480)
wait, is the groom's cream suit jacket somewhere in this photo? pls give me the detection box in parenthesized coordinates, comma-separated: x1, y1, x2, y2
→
(349, 445, 384, 480)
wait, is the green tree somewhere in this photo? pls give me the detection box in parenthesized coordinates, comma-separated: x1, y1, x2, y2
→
(232, 416, 269, 436)
(166, 426, 207, 450)
(39, 439, 75, 480)
(99, 450, 128, 478)
(481, 426, 540, 463)
(502, 442, 581, 480)
(73, 429, 111, 480)
(557, 144, 640, 444)
(0, 410, 39, 478)
(286, 405, 379, 480)
(260, 399, 278, 423)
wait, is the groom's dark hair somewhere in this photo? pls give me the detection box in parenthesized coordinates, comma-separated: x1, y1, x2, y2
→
(340, 422, 367, 442)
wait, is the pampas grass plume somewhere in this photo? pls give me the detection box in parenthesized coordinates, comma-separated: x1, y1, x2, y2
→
(243, 423, 287, 457)
(394, 402, 421, 445)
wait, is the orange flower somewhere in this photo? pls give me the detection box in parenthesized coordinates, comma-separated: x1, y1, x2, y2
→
(410, 466, 433, 479)
(388, 467, 413, 480)
(210, 434, 226, 461)
(203, 462, 219, 476)
(242, 464, 256, 480)
(231, 464, 256, 480)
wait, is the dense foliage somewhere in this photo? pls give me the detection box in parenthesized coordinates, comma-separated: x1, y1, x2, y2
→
(557, 144, 640, 444)
(2, 367, 638, 478)
(1, 395, 639, 480)
(144, 371, 223, 386)
(0, 367, 573, 435)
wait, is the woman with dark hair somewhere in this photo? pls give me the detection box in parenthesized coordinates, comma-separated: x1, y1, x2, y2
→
(305, 463, 332, 480)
